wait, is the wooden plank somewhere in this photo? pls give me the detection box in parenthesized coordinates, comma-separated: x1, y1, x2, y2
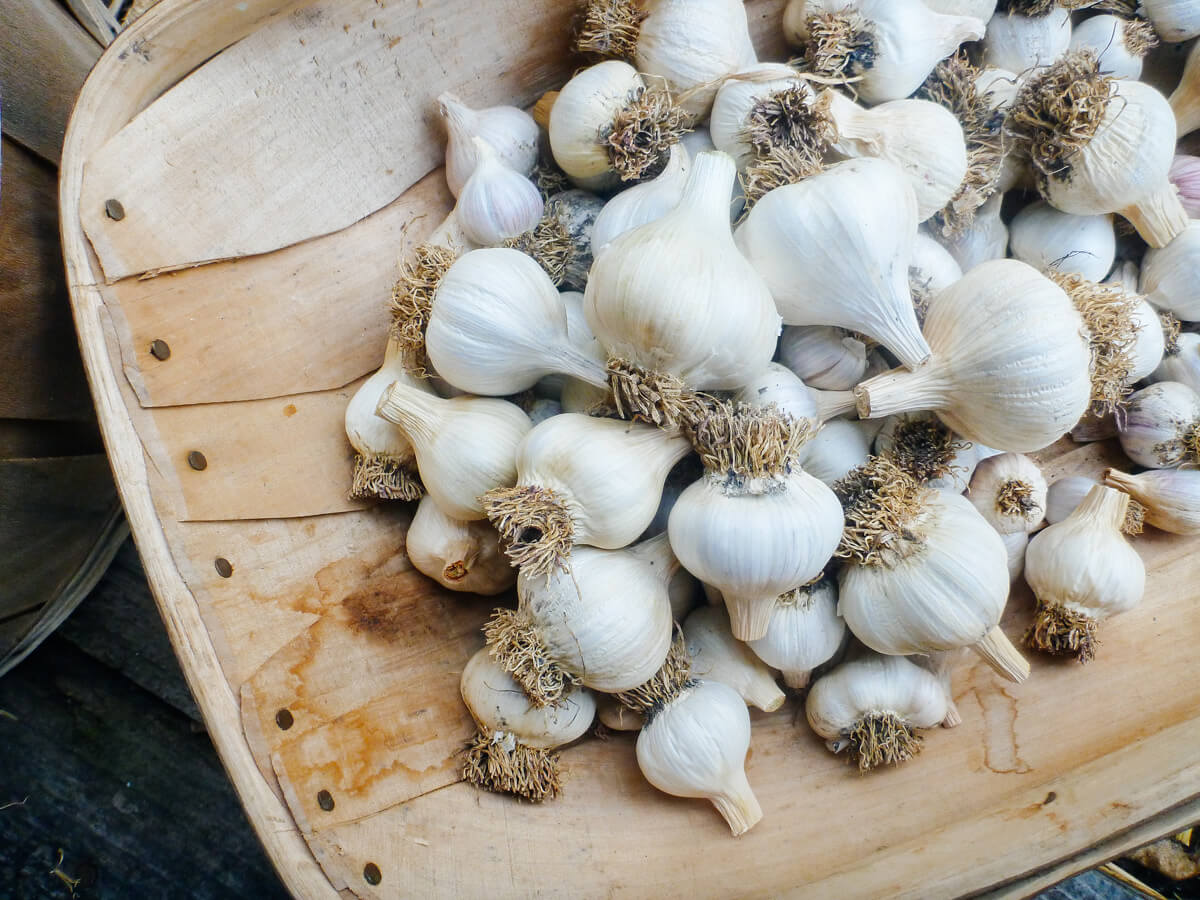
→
(0, 0, 100, 162)
(77, 0, 579, 282)
(0, 138, 96, 421)
(101, 171, 449, 408)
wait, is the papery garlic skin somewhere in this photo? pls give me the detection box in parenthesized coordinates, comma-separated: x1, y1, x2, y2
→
(910, 233, 963, 310)
(1008, 200, 1115, 283)
(407, 496, 515, 595)
(983, 6, 1071, 73)
(438, 93, 539, 198)
(549, 61, 647, 192)
(1129, 298, 1168, 384)
(798, 419, 874, 487)
(684, 606, 786, 712)
(710, 64, 810, 171)
(636, 680, 762, 836)
(1170, 42, 1200, 137)
(1106, 467, 1200, 535)
(1141, 0, 1200, 42)
(736, 158, 930, 368)
(1000, 531, 1028, 583)
(427, 248, 608, 396)
(778, 327, 869, 392)
(1141, 221, 1200, 320)
(748, 580, 845, 689)
(590, 144, 688, 258)
(1169, 156, 1200, 218)
(597, 694, 644, 732)
(1117, 381, 1200, 468)
(456, 138, 545, 247)
(545, 190, 606, 292)
(1153, 332, 1200, 393)
(967, 452, 1047, 535)
(935, 191, 1009, 273)
(736, 363, 820, 424)
(924, 0, 997, 18)
(1069, 15, 1151, 81)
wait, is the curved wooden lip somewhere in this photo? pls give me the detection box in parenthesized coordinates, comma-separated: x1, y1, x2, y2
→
(57, 2, 1200, 897)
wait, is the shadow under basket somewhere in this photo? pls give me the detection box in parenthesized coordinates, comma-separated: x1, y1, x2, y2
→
(60, 1, 1200, 897)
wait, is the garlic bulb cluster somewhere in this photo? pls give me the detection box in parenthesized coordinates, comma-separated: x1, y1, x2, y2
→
(1106, 467, 1200, 535)
(806, 648, 949, 771)
(748, 578, 845, 689)
(406, 496, 515, 595)
(967, 452, 1047, 535)
(1008, 200, 1115, 283)
(684, 606, 786, 712)
(1069, 14, 1157, 81)
(1141, 221, 1200, 320)
(1024, 485, 1145, 663)
(1117, 381, 1200, 468)
(438, 93, 539, 198)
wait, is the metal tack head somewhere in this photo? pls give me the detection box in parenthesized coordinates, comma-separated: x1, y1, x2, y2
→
(214, 557, 233, 578)
(317, 790, 335, 812)
(363, 863, 382, 885)
(149, 339, 171, 361)
(104, 198, 126, 221)
(187, 451, 208, 471)
(275, 708, 294, 731)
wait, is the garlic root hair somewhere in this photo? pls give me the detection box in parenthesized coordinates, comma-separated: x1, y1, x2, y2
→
(614, 632, 693, 718)
(740, 143, 826, 208)
(574, 0, 645, 59)
(1049, 271, 1138, 416)
(482, 485, 575, 576)
(691, 401, 810, 479)
(848, 711, 923, 772)
(607, 358, 705, 430)
(885, 417, 969, 484)
(974, 625, 1032, 682)
(503, 216, 573, 287)
(461, 730, 563, 802)
(725, 595, 774, 642)
(804, 11, 875, 88)
(532, 160, 573, 201)
(833, 456, 927, 566)
(485, 608, 578, 707)
(349, 453, 424, 501)
(605, 88, 691, 183)
(1025, 600, 1099, 663)
(389, 243, 459, 373)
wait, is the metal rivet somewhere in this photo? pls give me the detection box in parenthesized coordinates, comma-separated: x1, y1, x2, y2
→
(317, 790, 335, 812)
(275, 708, 294, 731)
(214, 557, 233, 578)
(363, 863, 382, 886)
(104, 198, 126, 221)
(149, 339, 171, 361)
(187, 451, 208, 471)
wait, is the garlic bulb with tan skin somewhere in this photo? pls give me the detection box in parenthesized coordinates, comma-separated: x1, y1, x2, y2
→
(834, 456, 1030, 683)
(1105, 468, 1200, 536)
(1024, 485, 1145, 663)
(683, 606, 786, 712)
(406, 495, 515, 595)
(967, 453, 1048, 535)
(460, 649, 595, 802)
(747, 577, 845, 690)
(1170, 41, 1200, 138)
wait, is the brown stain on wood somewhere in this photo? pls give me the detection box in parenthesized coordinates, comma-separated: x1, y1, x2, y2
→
(967, 661, 1031, 775)
(283, 404, 297, 417)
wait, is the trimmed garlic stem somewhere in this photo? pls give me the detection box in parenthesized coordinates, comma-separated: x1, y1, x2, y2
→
(1120, 181, 1191, 250)
(856, 364, 953, 420)
(973, 626, 1031, 683)
(711, 776, 763, 838)
(783, 669, 812, 690)
(814, 389, 858, 421)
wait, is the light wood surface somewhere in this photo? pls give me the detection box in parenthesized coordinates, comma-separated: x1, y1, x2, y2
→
(60, 1, 1198, 898)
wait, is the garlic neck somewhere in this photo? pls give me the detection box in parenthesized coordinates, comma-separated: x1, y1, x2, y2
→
(1118, 181, 1189, 249)
(376, 380, 443, 445)
(677, 151, 738, 226)
(855, 364, 953, 420)
(438, 93, 475, 135)
(1070, 484, 1129, 532)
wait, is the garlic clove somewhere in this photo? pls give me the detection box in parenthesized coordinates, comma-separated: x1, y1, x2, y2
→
(1069, 14, 1158, 81)
(457, 138, 545, 247)
(778, 326, 869, 393)
(1170, 40, 1200, 137)
(1105, 467, 1200, 535)
(982, 4, 1072, 74)
(684, 606, 787, 712)
(1117, 380, 1200, 468)
(1008, 200, 1115, 284)
(966, 452, 1048, 535)
(747, 579, 845, 691)
(407, 495, 515, 595)
(438, 93, 539, 198)
(811, 389, 860, 423)
(590, 143, 689, 259)
(1152, 331, 1200, 394)
(1141, 220, 1200, 320)
(1168, 155, 1200, 218)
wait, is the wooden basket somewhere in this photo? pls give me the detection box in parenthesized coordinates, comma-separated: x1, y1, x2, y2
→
(60, 1, 1200, 897)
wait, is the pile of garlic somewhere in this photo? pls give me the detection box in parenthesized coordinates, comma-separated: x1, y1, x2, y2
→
(341, 0, 1200, 835)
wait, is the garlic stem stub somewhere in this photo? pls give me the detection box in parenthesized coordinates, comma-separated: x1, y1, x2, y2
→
(1117, 381, 1200, 468)
(834, 456, 1030, 683)
(668, 403, 844, 641)
(482, 414, 691, 576)
(438, 93, 539, 198)
(460, 649, 595, 802)
(683, 606, 787, 712)
(1047, 475, 1145, 535)
(856, 259, 1090, 452)
(967, 452, 1048, 535)
(1105, 467, 1200, 536)
(747, 578, 846, 690)
(806, 649, 948, 772)
(1024, 485, 1146, 663)
(407, 495, 516, 595)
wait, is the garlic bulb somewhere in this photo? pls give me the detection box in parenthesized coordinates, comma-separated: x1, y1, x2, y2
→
(736, 362, 820, 424)
(1047, 474, 1145, 535)
(626, 527, 702, 621)
(460, 649, 595, 801)
(1170, 41, 1200, 137)
(1008, 200, 1115, 283)
(425, 248, 608, 396)
(438, 93, 539, 198)
(856, 259, 1091, 452)
(777, 327, 869, 392)
(806, 649, 948, 771)
(982, 4, 1071, 73)
(376, 381, 531, 520)
(915, 648, 967, 727)
(1105, 467, 1200, 535)
(967, 452, 1047, 535)
(456, 138, 545, 247)
(1000, 530, 1028, 583)
(873, 412, 984, 493)
(1069, 14, 1157, 81)
(747, 579, 845, 689)
(1141, 221, 1200, 320)
(585, 151, 780, 426)
(1141, 0, 1200, 42)
(684, 606, 786, 712)
(797, 419, 874, 487)
(590, 144, 688, 258)
(1117, 381, 1200, 468)
(407, 495, 515, 595)
(934, 190, 1009, 273)
(925, 0, 997, 17)
(548, 60, 688, 192)
(597, 694, 644, 732)
(736, 158, 930, 368)
(800, 0, 986, 104)
(1024, 485, 1145, 663)
(822, 91, 969, 224)
(1010, 53, 1187, 248)
(1129, 297, 1168, 383)
(482, 414, 691, 575)
(909, 233, 963, 316)
(487, 540, 674, 704)
(668, 405, 844, 641)
(635, 678, 762, 836)
(710, 64, 811, 171)
(1169, 155, 1200, 217)
(835, 456, 1030, 682)
(345, 338, 428, 501)
(1152, 331, 1200, 393)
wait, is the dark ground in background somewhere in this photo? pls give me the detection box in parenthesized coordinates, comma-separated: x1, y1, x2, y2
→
(0, 539, 1189, 899)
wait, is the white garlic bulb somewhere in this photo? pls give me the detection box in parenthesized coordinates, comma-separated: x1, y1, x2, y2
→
(924, 0, 997, 17)
(806, 649, 948, 771)
(1025, 485, 1145, 663)
(982, 5, 1071, 73)
(797, 419, 874, 487)
(1008, 200, 1115, 283)
(1141, 221, 1200, 320)
(375, 382, 531, 521)
(736, 157, 931, 369)
(1069, 14, 1157, 81)
(935, 190, 1009, 273)
(909, 233, 963, 311)
(873, 412, 985, 494)
(406, 495, 515, 595)
(1117, 381, 1200, 468)
(1129, 297, 1168, 383)
(822, 91, 970, 224)
(748, 579, 845, 689)
(456, 138, 544, 247)
(836, 457, 1030, 682)
(438, 93, 539, 198)
(1106, 467, 1200, 535)
(482, 414, 691, 575)
(1140, 0, 1200, 42)
(1152, 332, 1200, 394)
(967, 452, 1048, 535)
(1169, 41, 1200, 137)
(736, 362, 820, 424)
(585, 151, 780, 425)
(1000, 530, 1028, 583)
(596, 694, 644, 732)
(709, 64, 810, 171)
(460, 649, 595, 801)
(590, 143, 688, 258)
(777, 326, 869, 392)
(636, 679, 762, 836)
(684, 606, 786, 712)
(857, 259, 1090, 452)
(426, 248, 608, 396)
